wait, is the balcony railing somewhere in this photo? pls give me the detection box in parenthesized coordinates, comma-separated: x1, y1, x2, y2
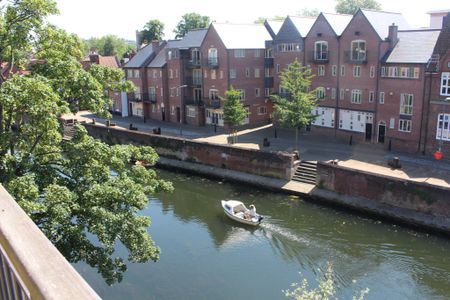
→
(185, 76, 202, 87)
(264, 76, 274, 88)
(205, 98, 221, 108)
(184, 97, 204, 106)
(127, 92, 149, 102)
(186, 59, 202, 68)
(344, 50, 368, 64)
(0, 186, 100, 300)
(205, 57, 219, 68)
(307, 51, 329, 63)
(264, 57, 274, 68)
(148, 93, 157, 103)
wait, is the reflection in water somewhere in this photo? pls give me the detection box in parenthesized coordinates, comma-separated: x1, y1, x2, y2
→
(76, 170, 450, 300)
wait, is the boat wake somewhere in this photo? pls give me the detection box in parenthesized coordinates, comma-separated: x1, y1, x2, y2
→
(259, 220, 311, 246)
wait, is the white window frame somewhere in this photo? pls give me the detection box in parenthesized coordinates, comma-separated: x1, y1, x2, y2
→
(254, 49, 261, 57)
(133, 69, 140, 78)
(400, 93, 413, 115)
(255, 88, 260, 97)
(369, 91, 374, 103)
(254, 68, 260, 78)
(441, 72, 450, 96)
(340, 65, 345, 77)
(331, 88, 336, 100)
(398, 119, 412, 132)
(379, 92, 385, 104)
(230, 69, 236, 79)
(245, 67, 250, 78)
(351, 40, 366, 61)
(436, 113, 450, 141)
(234, 49, 245, 58)
(318, 65, 325, 76)
(237, 89, 245, 101)
(351, 89, 362, 104)
(369, 66, 375, 78)
(314, 41, 328, 60)
(353, 66, 361, 78)
(316, 87, 326, 100)
(258, 106, 267, 115)
(340, 89, 345, 100)
(332, 65, 337, 77)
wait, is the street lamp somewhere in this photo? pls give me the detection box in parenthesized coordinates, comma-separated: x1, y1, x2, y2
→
(435, 97, 450, 160)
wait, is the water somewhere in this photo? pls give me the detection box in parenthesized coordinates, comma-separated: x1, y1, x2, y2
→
(75, 170, 450, 299)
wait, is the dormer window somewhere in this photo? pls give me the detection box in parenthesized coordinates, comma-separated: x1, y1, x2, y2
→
(351, 40, 366, 61)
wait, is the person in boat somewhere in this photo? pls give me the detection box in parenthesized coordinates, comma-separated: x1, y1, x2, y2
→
(244, 204, 257, 219)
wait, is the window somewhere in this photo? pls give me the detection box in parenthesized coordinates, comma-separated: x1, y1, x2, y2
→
(398, 119, 411, 132)
(331, 88, 336, 100)
(204, 70, 208, 78)
(191, 49, 201, 65)
(276, 64, 280, 73)
(390, 117, 395, 129)
(208, 48, 218, 65)
(171, 106, 175, 115)
(254, 68, 260, 78)
(255, 88, 260, 97)
(168, 50, 172, 60)
(254, 49, 261, 57)
(351, 89, 362, 104)
(314, 41, 328, 60)
(369, 91, 374, 103)
(169, 69, 173, 79)
(230, 69, 236, 79)
(332, 65, 337, 77)
(318, 65, 325, 76)
(148, 87, 156, 101)
(379, 92, 385, 104)
(127, 70, 133, 78)
(193, 69, 202, 85)
(175, 69, 179, 78)
(237, 89, 245, 101)
(258, 106, 267, 114)
(209, 89, 219, 100)
(436, 113, 450, 141)
(176, 87, 179, 97)
(351, 40, 366, 61)
(278, 43, 301, 52)
(353, 66, 361, 77)
(220, 70, 223, 79)
(187, 107, 196, 118)
(211, 70, 216, 80)
(152, 104, 156, 113)
(370, 66, 375, 78)
(133, 69, 140, 78)
(316, 87, 326, 100)
(265, 88, 271, 97)
(194, 88, 202, 101)
(340, 89, 345, 100)
(340, 65, 345, 76)
(234, 49, 245, 58)
(265, 68, 271, 77)
(400, 93, 413, 115)
(441, 73, 450, 96)
(245, 68, 250, 77)
(381, 67, 386, 77)
(153, 70, 157, 78)
(160, 87, 164, 97)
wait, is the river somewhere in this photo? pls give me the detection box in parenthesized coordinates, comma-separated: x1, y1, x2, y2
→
(75, 170, 450, 299)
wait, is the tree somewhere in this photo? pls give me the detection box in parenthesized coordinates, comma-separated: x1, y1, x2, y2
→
(223, 87, 247, 144)
(173, 13, 210, 39)
(271, 60, 318, 151)
(297, 8, 320, 17)
(84, 35, 134, 59)
(139, 19, 165, 45)
(254, 16, 285, 24)
(0, 0, 172, 285)
(335, 0, 381, 14)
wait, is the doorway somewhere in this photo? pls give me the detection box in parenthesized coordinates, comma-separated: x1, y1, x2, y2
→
(378, 121, 386, 143)
(161, 108, 165, 121)
(176, 107, 181, 123)
(365, 123, 372, 141)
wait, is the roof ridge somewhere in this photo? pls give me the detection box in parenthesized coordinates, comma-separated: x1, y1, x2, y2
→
(398, 29, 441, 32)
(361, 9, 402, 15)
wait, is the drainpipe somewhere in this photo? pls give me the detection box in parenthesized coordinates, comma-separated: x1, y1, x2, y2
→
(418, 66, 428, 153)
(373, 40, 382, 144)
(335, 36, 341, 138)
(422, 71, 433, 154)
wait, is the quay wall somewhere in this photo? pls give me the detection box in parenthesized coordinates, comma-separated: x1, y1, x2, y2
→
(83, 124, 296, 180)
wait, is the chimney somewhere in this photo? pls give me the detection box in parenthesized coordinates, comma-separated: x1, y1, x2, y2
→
(388, 23, 398, 50)
(89, 47, 99, 64)
(152, 40, 161, 52)
(443, 13, 450, 31)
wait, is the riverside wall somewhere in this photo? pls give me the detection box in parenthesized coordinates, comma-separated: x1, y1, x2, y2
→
(83, 124, 296, 180)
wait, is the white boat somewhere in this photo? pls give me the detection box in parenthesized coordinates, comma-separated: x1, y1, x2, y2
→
(221, 200, 263, 226)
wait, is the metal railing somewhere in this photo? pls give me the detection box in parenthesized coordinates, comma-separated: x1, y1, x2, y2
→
(344, 50, 368, 64)
(307, 51, 329, 63)
(0, 185, 100, 300)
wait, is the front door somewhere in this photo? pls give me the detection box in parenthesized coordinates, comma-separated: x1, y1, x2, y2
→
(378, 123, 386, 143)
(176, 107, 181, 123)
(365, 123, 372, 141)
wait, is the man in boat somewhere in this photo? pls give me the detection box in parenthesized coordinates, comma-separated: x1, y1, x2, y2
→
(244, 204, 257, 220)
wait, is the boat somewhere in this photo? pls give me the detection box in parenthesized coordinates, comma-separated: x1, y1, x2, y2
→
(221, 200, 263, 226)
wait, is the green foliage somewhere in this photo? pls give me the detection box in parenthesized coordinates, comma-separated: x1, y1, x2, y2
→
(173, 13, 210, 39)
(254, 16, 286, 24)
(297, 8, 320, 17)
(335, 0, 381, 14)
(271, 60, 317, 130)
(223, 87, 247, 144)
(84, 35, 134, 59)
(139, 19, 165, 44)
(0, 0, 171, 285)
(284, 264, 369, 300)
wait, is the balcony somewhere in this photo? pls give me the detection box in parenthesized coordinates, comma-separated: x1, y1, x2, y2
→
(264, 76, 274, 88)
(205, 98, 221, 108)
(0, 186, 100, 299)
(264, 57, 274, 68)
(127, 92, 150, 102)
(307, 51, 329, 63)
(184, 97, 204, 106)
(205, 57, 219, 69)
(148, 93, 157, 103)
(186, 59, 202, 69)
(185, 76, 202, 87)
(344, 50, 368, 64)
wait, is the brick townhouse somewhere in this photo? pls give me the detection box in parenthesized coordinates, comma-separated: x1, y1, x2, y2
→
(200, 23, 272, 126)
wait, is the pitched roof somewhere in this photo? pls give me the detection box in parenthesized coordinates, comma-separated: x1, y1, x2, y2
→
(289, 16, 316, 37)
(361, 9, 410, 39)
(322, 13, 352, 36)
(147, 45, 167, 68)
(123, 42, 162, 68)
(265, 20, 283, 35)
(172, 29, 207, 49)
(211, 23, 272, 49)
(386, 30, 441, 63)
(98, 56, 120, 68)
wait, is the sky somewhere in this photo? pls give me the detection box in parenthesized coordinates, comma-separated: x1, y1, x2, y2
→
(48, 0, 449, 41)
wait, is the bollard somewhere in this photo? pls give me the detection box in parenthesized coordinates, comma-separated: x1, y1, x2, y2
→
(274, 128, 278, 138)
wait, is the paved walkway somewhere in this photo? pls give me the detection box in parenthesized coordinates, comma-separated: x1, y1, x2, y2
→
(64, 111, 450, 188)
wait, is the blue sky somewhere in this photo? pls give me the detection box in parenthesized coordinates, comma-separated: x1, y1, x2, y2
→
(48, 0, 449, 40)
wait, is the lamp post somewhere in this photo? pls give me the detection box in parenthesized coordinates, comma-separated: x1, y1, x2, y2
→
(435, 97, 450, 160)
